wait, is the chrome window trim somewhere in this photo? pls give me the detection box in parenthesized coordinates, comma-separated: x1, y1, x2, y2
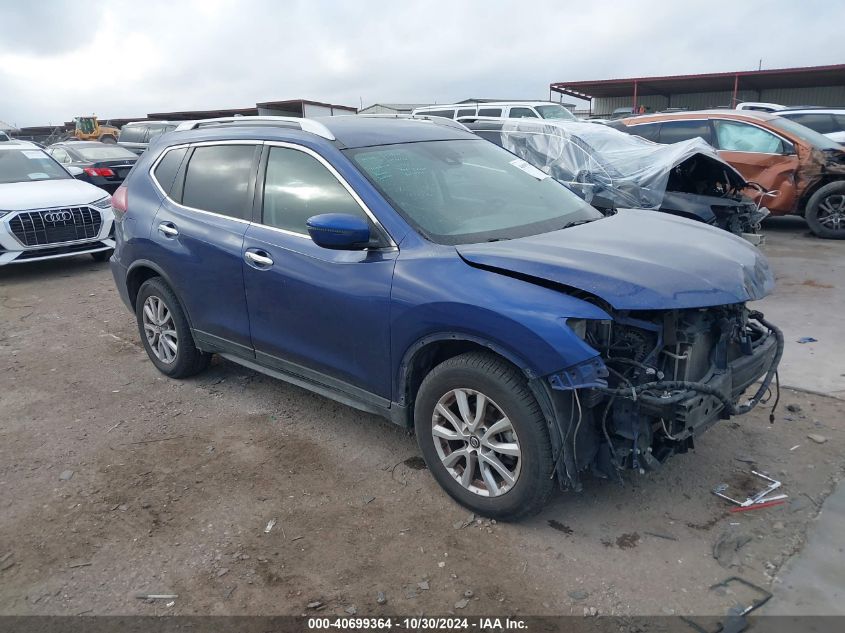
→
(262, 141, 397, 247)
(148, 140, 397, 248)
(148, 140, 262, 225)
(627, 117, 794, 154)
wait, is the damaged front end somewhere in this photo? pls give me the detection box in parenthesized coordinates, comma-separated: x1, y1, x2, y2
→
(537, 306, 783, 490)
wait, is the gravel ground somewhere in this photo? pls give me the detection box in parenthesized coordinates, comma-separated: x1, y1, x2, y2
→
(1, 255, 843, 617)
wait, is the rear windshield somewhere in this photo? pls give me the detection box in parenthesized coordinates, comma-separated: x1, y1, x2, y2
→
(75, 145, 138, 161)
(769, 117, 842, 150)
(346, 139, 600, 245)
(0, 149, 69, 184)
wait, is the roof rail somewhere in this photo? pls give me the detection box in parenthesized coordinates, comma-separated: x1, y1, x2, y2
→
(356, 113, 470, 133)
(174, 116, 335, 140)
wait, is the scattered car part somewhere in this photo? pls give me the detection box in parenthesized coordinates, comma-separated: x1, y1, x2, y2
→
(712, 471, 788, 508)
(465, 118, 768, 239)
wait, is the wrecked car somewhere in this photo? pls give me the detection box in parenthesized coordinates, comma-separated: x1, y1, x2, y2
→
(112, 115, 782, 520)
(465, 118, 768, 239)
(612, 110, 845, 239)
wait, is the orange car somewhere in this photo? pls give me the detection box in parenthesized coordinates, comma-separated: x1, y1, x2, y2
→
(611, 111, 845, 238)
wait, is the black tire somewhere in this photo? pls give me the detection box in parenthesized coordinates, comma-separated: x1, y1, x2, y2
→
(414, 352, 554, 521)
(805, 181, 845, 239)
(90, 249, 113, 262)
(135, 277, 211, 378)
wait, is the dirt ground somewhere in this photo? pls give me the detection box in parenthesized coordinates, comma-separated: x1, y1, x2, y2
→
(1, 254, 843, 618)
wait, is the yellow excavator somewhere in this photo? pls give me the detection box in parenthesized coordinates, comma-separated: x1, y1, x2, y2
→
(70, 116, 119, 143)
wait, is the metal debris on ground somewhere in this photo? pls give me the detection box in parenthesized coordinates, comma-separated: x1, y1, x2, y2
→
(59, 470, 74, 481)
(712, 470, 787, 508)
(306, 601, 322, 609)
(796, 337, 818, 343)
(264, 518, 277, 533)
(455, 598, 469, 609)
(376, 591, 387, 605)
(166, 601, 175, 607)
(135, 593, 178, 600)
(807, 433, 828, 444)
(643, 531, 678, 541)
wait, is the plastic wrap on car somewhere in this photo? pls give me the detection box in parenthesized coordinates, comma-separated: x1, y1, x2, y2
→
(495, 120, 745, 210)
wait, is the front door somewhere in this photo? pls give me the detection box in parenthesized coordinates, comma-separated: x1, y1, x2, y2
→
(242, 144, 397, 400)
(713, 119, 801, 214)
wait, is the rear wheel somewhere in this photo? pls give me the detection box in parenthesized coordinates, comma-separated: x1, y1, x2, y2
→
(806, 181, 845, 239)
(135, 278, 211, 378)
(414, 352, 554, 520)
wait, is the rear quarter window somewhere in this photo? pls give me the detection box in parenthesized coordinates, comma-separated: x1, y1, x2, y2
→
(152, 147, 188, 196)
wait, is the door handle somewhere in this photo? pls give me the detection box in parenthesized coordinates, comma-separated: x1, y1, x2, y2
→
(245, 250, 274, 267)
(158, 222, 178, 237)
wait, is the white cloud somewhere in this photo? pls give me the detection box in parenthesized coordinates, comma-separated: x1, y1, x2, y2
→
(0, 0, 841, 127)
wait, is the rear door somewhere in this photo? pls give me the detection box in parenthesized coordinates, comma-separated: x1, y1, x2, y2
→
(150, 142, 260, 355)
(712, 119, 800, 214)
(241, 143, 397, 400)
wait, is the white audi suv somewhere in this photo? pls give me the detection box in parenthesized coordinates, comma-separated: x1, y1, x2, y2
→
(0, 140, 115, 265)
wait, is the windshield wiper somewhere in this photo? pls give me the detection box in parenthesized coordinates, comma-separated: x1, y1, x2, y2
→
(561, 217, 603, 230)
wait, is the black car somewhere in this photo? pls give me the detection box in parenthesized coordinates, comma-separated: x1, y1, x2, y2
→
(46, 141, 138, 193)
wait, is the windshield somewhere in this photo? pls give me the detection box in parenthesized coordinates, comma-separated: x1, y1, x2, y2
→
(0, 149, 70, 184)
(535, 104, 577, 121)
(346, 139, 601, 244)
(75, 145, 137, 161)
(769, 116, 842, 150)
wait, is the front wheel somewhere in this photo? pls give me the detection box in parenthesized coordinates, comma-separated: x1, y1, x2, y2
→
(414, 352, 554, 521)
(805, 181, 845, 239)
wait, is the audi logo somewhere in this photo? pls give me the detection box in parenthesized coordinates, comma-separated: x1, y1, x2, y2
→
(43, 211, 73, 222)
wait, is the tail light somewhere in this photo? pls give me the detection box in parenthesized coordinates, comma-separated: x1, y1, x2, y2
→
(112, 185, 128, 220)
(84, 167, 115, 177)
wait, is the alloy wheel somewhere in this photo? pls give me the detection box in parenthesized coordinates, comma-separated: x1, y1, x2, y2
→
(817, 194, 845, 233)
(142, 296, 178, 364)
(431, 388, 521, 497)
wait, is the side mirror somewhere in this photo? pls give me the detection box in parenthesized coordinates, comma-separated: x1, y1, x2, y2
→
(66, 165, 84, 177)
(306, 213, 372, 250)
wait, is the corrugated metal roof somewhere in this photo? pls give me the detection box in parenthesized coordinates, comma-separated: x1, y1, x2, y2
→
(552, 64, 845, 100)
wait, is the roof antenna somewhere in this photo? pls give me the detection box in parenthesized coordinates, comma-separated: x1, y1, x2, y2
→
(758, 59, 762, 71)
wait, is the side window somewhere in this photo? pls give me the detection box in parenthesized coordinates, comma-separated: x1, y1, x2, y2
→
(145, 125, 170, 142)
(262, 147, 367, 235)
(658, 120, 713, 144)
(420, 109, 456, 119)
(182, 145, 257, 219)
(456, 108, 476, 118)
(50, 148, 71, 163)
(628, 123, 661, 142)
(153, 147, 188, 196)
(118, 126, 145, 143)
(833, 114, 845, 130)
(478, 108, 503, 117)
(783, 113, 837, 135)
(714, 120, 784, 153)
(508, 107, 539, 119)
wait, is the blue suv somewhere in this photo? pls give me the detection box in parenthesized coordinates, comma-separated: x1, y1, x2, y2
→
(111, 115, 782, 520)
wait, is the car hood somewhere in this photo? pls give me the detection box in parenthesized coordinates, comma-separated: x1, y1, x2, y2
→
(455, 210, 774, 310)
(0, 178, 107, 211)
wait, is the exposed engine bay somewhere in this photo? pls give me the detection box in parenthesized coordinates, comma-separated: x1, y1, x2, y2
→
(540, 305, 783, 489)
(465, 119, 769, 239)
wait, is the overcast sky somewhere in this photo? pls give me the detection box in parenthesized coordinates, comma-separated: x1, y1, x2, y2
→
(1, 0, 842, 127)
